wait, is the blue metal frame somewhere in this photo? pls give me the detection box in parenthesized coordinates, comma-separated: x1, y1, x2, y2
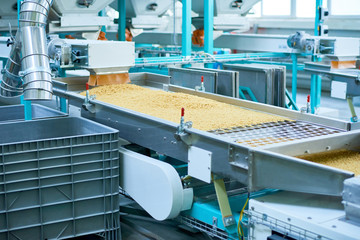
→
(98, 9, 106, 32)
(311, 0, 323, 113)
(235, 59, 305, 71)
(184, 197, 240, 236)
(285, 89, 299, 111)
(183, 190, 278, 238)
(204, 0, 214, 68)
(57, 69, 68, 113)
(129, 67, 169, 75)
(182, 0, 192, 57)
(239, 86, 258, 102)
(17, 0, 32, 120)
(118, 0, 126, 41)
(21, 97, 32, 120)
(135, 52, 289, 67)
(291, 54, 298, 106)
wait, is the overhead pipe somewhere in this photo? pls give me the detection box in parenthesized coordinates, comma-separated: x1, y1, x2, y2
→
(0, 0, 54, 100)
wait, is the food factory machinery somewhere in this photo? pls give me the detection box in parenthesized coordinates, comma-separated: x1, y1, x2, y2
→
(109, 0, 173, 30)
(0, 0, 114, 36)
(51, 72, 360, 239)
(190, 0, 260, 31)
(1, 1, 360, 239)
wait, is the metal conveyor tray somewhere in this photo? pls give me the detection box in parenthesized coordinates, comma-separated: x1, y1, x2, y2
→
(53, 74, 359, 196)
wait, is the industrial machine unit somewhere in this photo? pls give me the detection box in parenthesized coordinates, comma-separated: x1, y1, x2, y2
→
(1, 1, 360, 239)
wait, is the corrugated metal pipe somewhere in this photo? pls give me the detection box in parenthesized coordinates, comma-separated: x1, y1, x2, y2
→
(0, 0, 54, 100)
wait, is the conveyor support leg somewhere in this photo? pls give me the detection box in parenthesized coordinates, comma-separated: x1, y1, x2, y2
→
(213, 177, 236, 229)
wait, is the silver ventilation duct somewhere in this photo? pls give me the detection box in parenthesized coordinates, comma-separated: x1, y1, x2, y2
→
(0, 0, 54, 100)
(0, 32, 23, 97)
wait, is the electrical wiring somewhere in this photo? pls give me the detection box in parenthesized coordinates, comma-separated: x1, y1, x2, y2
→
(237, 193, 250, 240)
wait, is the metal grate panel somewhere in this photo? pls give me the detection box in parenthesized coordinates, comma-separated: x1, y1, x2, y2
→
(208, 120, 344, 147)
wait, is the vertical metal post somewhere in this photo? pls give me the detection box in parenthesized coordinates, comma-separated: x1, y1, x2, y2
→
(291, 54, 298, 106)
(18, 0, 32, 120)
(204, 0, 214, 68)
(98, 9, 106, 32)
(182, 0, 192, 57)
(314, 0, 323, 36)
(118, 0, 126, 41)
(58, 69, 68, 113)
(311, 0, 323, 113)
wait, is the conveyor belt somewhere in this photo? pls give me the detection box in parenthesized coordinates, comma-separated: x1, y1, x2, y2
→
(209, 120, 344, 147)
(53, 76, 359, 196)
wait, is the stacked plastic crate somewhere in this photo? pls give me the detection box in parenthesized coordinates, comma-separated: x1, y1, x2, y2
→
(0, 117, 120, 240)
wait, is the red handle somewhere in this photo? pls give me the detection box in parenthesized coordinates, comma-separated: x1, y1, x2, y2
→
(201, 76, 204, 83)
(86, 83, 89, 90)
(181, 108, 185, 117)
(307, 95, 310, 103)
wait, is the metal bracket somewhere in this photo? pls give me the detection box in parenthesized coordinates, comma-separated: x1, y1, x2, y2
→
(213, 177, 236, 228)
(82, 93, 96, 113)
(174, 121, 193, 145)
(212, 217, 218, 229)
(6, 38, 14, 47)
(223, 216, 236, 227)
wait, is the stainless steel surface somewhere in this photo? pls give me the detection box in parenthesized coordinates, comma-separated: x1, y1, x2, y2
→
(169, 67, 239, 97)
(128, 72, 170, 90)
(304, 62, 360, 96)
(252, 130, 360, 194)
(53, 76, 358, 196)
(249, 148, 352, 195)
(343, 177, 360, 223)
(223, 63, 286, 107)
(53, 72, 171, 92)
(169, 67, 217, 93)
(262, 130, 360, 155)
(19, 0, 53, 100)
(19, 0, 50, 26)
(0, 32, 23, 97)
(190, 68, 239, 98)
(210, 120, 343, 148)
(20, 26, 53, 100)
(1, 0, 53, 100)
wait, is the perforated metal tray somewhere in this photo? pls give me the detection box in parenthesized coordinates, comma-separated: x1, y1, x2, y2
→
(53, 76, 359, 196)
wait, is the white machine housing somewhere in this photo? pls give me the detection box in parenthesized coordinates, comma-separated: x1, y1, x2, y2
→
(248, 191, 360, 240)
(191, 0, 261, 31)
(110, 0, 172, 29)
(49, 0, 114, 33)
(49, 38, 135, 75)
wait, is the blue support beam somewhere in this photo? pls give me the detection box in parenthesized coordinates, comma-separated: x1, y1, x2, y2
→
(136, 52, 289, 67)
(314, 0, 323, 36)
(204, 0, 214, 68)
(291, 54, 298, 106)
(238, 60, 304, 71)
(18, 0, 32, 120)
(57, 69, 68, 113)
(98, 9, 106, 32)
(182, 0, 192, 57)
(20, 96, 32, 120)
(311, 0, 323, 113)
(60, 98, 67, 113)
(183, 190, 278, 238)
(118, 0, 126, 41)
